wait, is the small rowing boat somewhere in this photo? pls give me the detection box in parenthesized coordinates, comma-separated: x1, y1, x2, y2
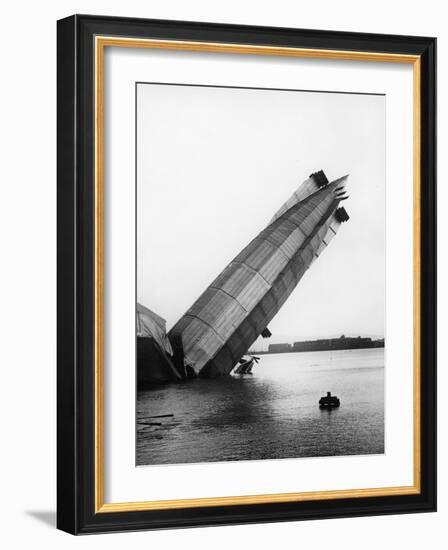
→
(319, 391, 340, 408)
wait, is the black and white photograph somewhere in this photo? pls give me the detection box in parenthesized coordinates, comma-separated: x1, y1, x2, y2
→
(51, 7, 438, 539)
(136, 82, 385, 466)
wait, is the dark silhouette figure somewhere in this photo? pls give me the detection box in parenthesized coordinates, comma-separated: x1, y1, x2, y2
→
(319, 391, 340, 408)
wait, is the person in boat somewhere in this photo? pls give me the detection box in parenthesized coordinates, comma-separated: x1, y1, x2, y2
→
(319, 391, 340, 408)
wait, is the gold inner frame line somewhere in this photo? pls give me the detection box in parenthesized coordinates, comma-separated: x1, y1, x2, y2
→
(94, 35, 421, 513)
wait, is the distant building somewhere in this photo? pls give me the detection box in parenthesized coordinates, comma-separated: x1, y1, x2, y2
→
(268, 343, 292, 353)
(292, 335, 384, 353)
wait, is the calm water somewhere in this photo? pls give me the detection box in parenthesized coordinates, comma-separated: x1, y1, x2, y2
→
(136, 348, 384, 465)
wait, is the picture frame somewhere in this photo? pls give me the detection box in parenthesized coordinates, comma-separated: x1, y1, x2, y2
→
(57, 14, 436, 534)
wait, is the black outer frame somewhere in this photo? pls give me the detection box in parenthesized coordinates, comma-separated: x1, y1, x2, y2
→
(57, 14, 436, 535)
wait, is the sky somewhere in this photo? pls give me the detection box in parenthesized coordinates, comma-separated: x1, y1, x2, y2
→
(137, 83, 385, 350)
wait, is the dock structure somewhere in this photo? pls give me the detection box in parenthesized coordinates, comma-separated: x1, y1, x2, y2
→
(168, 171, 349, 378)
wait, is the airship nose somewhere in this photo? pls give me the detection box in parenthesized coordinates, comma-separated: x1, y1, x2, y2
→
(332, 174, 349, 201)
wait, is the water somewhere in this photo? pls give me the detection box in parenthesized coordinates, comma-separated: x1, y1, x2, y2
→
(136, 348, 384, 466)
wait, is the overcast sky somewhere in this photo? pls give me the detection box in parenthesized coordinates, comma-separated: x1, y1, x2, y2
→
(137, 83, 385, 349)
